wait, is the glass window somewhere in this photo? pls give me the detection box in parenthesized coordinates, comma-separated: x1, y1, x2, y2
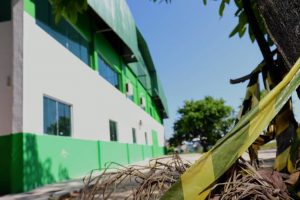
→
(43, 96, 71, 136)
(125, 83, 134, 101)
(128, 95, 134, 101)
(58, 102, 71, 136)
(98, 55, 119, 89)
(35, 0, 90, 66)
(67, 29, 90, 65)
(43, 97, 57, 135)
(145, 132, 148, 145)
(132, 128, 137, 143)
(109, 120, 118, 141)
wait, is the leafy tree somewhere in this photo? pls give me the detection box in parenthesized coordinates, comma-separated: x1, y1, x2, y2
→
(49, 0, 87, 23)
(170, 96, 234, 152)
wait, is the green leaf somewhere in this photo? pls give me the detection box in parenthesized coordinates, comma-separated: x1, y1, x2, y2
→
(234, 0, 242, 8)
(267, 35, 274, 46)
(203, 0, 207, 5)
(49, 0, 88, 23)
(238, 25, 246, 37)
(248, 26, 256, 43)
(219, 0, 226, 17)
(54, 13, 62, 24)
(219, 0, 230, 17)
(238, 11, 247, 28)
(229, 10, 247, 38)
(234, 7, 242, 16)
(229, 24, 240, 37)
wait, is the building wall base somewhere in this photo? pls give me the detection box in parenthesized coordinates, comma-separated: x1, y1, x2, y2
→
(0, 133, 165, 194)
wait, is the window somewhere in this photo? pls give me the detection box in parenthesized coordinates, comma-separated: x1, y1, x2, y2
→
(43, 96, 71, 136)
(109, 120, 118, 141)
(128, 95, 134, 101)
(98, 55, 119, 88)
(35, 1, 90, 65)
(0, 0, 11, 22)
(125, 83, 134, 101)
(132, 128, 137, 143)
(66, 30, 90, 65)
(145, 132, 148, 145)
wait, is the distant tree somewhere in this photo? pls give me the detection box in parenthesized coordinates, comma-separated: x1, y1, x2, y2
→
(170, 96, 234, 152)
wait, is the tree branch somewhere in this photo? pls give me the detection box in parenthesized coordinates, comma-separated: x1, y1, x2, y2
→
(242, 0, 274, 68)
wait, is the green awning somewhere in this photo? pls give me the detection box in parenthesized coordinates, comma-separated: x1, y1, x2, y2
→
(88, 0, 139, 61)
(136, 29, 169, 117)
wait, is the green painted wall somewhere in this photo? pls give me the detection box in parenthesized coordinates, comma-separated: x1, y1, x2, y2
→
(0, 135, 12, 194)
(0, 133, 165, 194)
(128, 144, 144, 163)
(0, 134, 23, 194)
(143, 146, 153, 159)
(10, 134, 24, 193)
(24, 0, 36, 18)
(124, 67, 138, 103)
(99, 141, 128, 168)
(152, 130, 160, 157)
(22, 134, 100, 192)
(23, 0, 164, 124)
(123, 67, 162, 123)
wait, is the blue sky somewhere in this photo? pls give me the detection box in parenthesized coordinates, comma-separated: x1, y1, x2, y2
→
(127, 0, 264, 139)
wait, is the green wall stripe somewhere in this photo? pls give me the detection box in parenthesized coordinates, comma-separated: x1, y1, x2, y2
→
(0, 133, 165, 194)
(24, 0, 36, 18)
(128, 144, 144, 163)
(11, 134, 24, 193)
(0, 135, 12, 194)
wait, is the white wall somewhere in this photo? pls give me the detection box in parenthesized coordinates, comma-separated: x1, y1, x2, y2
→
(0, 21, 13, 135)
(23, 13, 165, 146)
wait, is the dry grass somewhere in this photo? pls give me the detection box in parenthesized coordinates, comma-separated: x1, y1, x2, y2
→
(60, 155, 293, 200)
(208, 158, 291, 200)
(79, 154, 191, 200)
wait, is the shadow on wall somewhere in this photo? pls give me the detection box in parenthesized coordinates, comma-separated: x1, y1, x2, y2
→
(23, 134, 69, 192)
(0, 135, 13, 194)
(0, 133, 165, 194)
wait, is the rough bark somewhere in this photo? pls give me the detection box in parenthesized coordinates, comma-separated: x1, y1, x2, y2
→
(257, 0, 300, 68)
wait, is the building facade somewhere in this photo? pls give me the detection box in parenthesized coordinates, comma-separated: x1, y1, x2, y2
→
(0, 0, 168, 194)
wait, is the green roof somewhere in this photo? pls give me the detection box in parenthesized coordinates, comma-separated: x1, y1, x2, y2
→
(88, 0, 169, 118)
(87, 0, 139, 58)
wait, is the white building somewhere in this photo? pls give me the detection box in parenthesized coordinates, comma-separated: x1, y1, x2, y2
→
(0, 0, 168, 194)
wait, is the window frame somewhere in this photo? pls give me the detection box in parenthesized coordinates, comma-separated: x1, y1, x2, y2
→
(34, 0, 91, 66)
(97, 53, 121, 89)
(132, 128, 137, 144)
(43, 95, 73, 137)
(109, 120, 118, 142)
(145, 132, 148, 145)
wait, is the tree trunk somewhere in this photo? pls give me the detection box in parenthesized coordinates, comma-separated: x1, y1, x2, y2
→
(257, 0, 300, 175)
(257, 0, 300, 68)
